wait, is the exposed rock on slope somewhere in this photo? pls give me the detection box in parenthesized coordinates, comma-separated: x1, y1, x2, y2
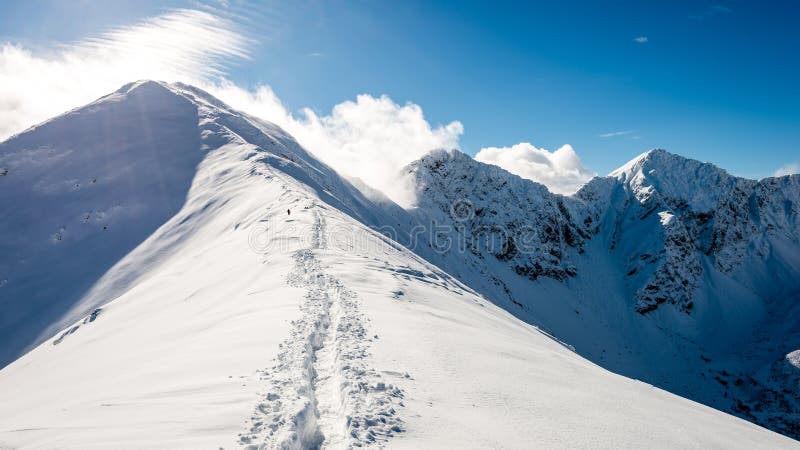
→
(403, 147, 800, 439)
(405, 149, 594, 283)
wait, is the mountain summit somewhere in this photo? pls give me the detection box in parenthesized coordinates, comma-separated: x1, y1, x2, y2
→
(0, 82, 798, 448)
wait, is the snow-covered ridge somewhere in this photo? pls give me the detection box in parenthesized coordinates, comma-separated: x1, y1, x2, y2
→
(1, 81, 799, 447)
(0, 80, 209, 365)
(0, 80, 419, 449)
(405, 146, 799, 317)
(0, 79, 406, 367)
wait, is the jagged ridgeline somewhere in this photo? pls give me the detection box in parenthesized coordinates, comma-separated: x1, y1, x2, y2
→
(406, 147, 800, 316)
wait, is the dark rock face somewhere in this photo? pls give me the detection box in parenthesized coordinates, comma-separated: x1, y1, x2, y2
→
(405, 149, 594, 283)
(407, 148, 800, 317)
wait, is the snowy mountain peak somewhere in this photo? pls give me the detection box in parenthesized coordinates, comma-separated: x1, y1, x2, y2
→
(610, 148, 736, 211)
(405, 148, 594, 293)
(415, 147, 473, 166)
(108, 79, 223, 108)
(610, 148, 677, 177)
(114, 79, 171, 95)
(0, 79, 412, 368)
(407, 147, 555, 198)
(94, 80, 212, 116)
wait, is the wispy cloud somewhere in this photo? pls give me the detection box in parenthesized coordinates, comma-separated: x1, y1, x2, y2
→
(690, 5, 732, 20)
(0, 9, 462, 205)
(634, 37, 648, 43)
(599, 130, 634, 138)
(0, 9, 250, 139)
(773, 163, 799, 177)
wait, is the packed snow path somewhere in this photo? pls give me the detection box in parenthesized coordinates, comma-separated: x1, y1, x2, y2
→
(240, 206, 404, 449)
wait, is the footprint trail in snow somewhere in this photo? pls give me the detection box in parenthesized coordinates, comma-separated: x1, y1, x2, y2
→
(240, 206, 405, 449)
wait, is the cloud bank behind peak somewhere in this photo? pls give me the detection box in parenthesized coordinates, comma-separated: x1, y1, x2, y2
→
(475, 143, 595, 195)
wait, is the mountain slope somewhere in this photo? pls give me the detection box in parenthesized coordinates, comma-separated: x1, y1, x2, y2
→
(402, 147, 800, 439)
(0, 80, 411, 369)
(602, 149, 800, 436)
(606, 149, 800, 313)
(0, 82, 796, 448)
(0, 81, 206, 365)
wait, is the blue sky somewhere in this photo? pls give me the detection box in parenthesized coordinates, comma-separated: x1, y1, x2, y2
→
(1, 0, 798, 179)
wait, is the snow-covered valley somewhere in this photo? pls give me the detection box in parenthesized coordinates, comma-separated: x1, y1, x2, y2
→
(0, 81, 798, 448)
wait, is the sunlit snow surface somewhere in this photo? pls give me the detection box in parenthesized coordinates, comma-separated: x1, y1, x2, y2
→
(0, 81, 797, 448)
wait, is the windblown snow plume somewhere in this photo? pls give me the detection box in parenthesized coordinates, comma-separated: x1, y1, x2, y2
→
(213, 83, 463, 206)
(292, 95, 463, 206)
(0, 9, 249, 140)
(1, 7, 590, 205)
(475, 142, 594, 194)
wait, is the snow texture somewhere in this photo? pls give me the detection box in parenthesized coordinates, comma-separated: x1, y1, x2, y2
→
(0, 81, 798, 448)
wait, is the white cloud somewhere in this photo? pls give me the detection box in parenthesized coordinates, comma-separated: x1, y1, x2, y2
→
(773, 163, 799, 177)
(213, 83, 463, 205)
(475, 143, 595, 194)
(294, 96, 463, 204)
(1, 8, 593, 205)
(634, 37, 648, 43)
(0, 9, 462, 206)
(599, 130, 633, 138)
